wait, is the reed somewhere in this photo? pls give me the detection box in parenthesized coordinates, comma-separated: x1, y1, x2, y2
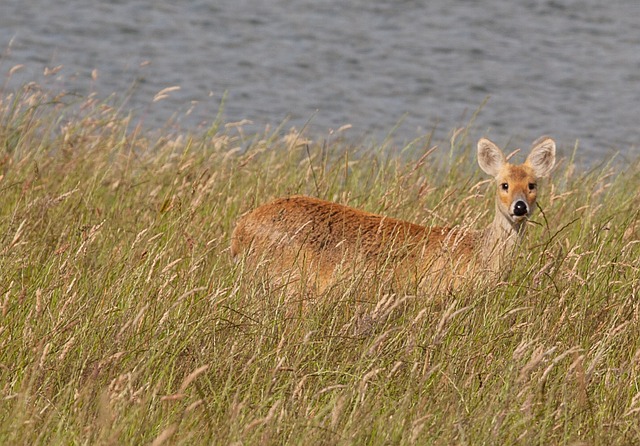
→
(0, 84, 639, 445)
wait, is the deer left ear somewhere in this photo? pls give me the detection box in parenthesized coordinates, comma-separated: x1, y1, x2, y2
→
(526, 137, 556, 178)
(477, 138, 506, 178)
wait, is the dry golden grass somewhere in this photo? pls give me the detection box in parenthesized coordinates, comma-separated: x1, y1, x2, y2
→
(0, 83, 639, 445)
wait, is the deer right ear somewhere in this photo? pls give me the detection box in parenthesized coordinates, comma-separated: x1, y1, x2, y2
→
(477, 138, 506, 178)
(526, 137, 556, 178)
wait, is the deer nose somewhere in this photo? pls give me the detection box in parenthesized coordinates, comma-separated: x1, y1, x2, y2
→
(513, 200, 528, 217)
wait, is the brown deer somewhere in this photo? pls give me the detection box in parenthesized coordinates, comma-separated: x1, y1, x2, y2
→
(231, 137, 556, 294)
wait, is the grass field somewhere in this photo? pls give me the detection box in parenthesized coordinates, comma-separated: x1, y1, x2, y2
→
(0, 84, 639, 445)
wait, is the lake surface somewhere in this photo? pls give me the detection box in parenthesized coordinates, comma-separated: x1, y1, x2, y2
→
(1, 0, 639, 162)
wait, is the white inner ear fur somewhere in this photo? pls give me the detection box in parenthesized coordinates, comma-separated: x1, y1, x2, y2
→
(526, 137, 556, 178)
(477, 138, 506, 178)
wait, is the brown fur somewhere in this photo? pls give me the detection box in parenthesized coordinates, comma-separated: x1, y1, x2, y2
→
(231, 137, 556, 294)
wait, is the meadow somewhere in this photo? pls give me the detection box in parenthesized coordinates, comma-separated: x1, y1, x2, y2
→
(0, 84, 639, 445)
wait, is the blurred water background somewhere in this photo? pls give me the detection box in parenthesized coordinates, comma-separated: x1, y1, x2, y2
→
(1, 0, 639, 162)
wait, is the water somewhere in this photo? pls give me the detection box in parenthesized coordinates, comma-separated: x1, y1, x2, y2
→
(1, 0, 639, 162)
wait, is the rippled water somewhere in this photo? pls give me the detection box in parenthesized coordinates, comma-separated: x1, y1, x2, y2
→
(1, 0, 639, 162)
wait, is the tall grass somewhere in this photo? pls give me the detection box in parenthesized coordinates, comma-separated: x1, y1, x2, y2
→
(0, 84, 639, 445)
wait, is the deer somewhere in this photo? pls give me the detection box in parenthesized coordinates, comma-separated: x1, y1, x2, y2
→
(230, 136, 556, 294)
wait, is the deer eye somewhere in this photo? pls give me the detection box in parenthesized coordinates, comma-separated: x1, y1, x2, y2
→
(528, 183, 536, 191)
(500, 183, 509, 191)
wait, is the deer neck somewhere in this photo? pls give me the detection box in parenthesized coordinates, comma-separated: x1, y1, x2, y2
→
(481, 205, 527, 272)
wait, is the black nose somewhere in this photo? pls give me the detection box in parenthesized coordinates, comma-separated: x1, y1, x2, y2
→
(513, 200, 528, 217)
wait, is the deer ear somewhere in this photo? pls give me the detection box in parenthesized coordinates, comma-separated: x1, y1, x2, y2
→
(477, 138, 506, 178)
(526, 137, 556, 178)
